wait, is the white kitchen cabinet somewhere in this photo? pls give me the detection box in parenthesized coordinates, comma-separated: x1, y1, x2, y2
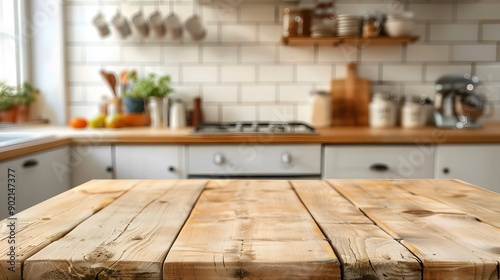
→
(70, 145, 114, 187)
(323, 145, 435, 179)
(0, 147, 70, 219)
(435, 144, 500, 193)
(115, 145, 184, 179)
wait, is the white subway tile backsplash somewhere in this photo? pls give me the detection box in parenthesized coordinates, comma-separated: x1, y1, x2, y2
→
(221, 25, 257, 43)
(144, 66, 180, 83)
(318, 46, 357, 62)
(407, 45, 450, 62)
(203, 85, 238, 102)
(241, 46, 276, 63)
(240, 4, 275, 22)
(482, 24, 500, 41)
(122, 46, 162, 63)
(259, 24, 283, 43)
(279, 46, 315, 62)
(68, 46, 84, 62)
(278, 85, 314, 103)
(409, 4, 453, 20)
(182, 65, 218, 83)
(67, 1, 500, 122)
(457, 4, 500, 20)
(476, 64, 500, 82)
(425, 65, 472, 82)
(164, 46, 199, 63)
(429, 24, 478, 42)
(258, 105, 295, 122)
(85, 46, 120, 62)
(241, 85, 276, 102)
(202, 46, 238, 63)
(69, 65, 101, 82)
(361, 46, 403, 62)
(452, 45, 497, 62)
(222, 105, 257, 122)
(70, 105, 99, 120)
(221, 65, 256, 82)
(382, 65, 423, 82)
(259, 65, 294, 82)
(296, 65, 333, 82)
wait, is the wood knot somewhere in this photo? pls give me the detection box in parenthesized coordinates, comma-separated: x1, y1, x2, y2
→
(402, 209, 435, 216)
(131, 236, 144, 241)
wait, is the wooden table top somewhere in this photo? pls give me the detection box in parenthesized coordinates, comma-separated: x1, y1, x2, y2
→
(1, 179, 499, 279)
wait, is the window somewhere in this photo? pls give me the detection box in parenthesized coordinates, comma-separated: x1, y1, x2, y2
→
(0, 0, 26, 86)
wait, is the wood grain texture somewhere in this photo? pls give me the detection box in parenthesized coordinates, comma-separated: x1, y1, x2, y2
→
(164, 180, 341, 279)
(23, 180, 206, 280)
(329, 179, 500, 279)
(0, 180, 139, 280)
(292, 180, 422, 280)
(398, 179, 500, 228)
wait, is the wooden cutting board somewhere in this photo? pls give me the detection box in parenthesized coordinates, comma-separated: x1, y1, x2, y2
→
(331, 62, 370, 126)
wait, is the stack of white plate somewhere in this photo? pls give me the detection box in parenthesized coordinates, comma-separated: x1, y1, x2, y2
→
(336, 14, 361, 36)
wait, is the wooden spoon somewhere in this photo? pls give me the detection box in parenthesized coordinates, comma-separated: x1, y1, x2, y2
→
(100, 69, 117, 97)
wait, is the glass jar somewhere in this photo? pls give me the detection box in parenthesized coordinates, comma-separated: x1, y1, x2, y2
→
(310, 90, 331, 128)
(369, 92, 397, 128)
(401, 95, 426, 128)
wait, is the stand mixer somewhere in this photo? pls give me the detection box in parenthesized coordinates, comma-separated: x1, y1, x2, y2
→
(434, 75, 486, 128)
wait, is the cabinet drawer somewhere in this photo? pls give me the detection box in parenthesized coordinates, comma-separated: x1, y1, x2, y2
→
(187, 145, 321, 176)
(323, 145, 434, 179)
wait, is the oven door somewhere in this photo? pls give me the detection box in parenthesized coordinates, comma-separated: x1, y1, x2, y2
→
(187, 144, 322, 179)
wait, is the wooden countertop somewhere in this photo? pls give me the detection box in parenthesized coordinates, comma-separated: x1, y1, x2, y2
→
(2, 123, 500, 161)
(1, 179, 499, 279)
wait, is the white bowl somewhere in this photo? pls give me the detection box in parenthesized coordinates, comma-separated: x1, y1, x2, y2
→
(384, 20, 414, 37)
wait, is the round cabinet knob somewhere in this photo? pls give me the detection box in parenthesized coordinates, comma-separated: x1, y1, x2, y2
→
(213, 153, 225, 166)
(106, 166, 114, 173)
(443, 167, 450, 174)
(168, 166, 176, 172)
(281, 152, 292, 164)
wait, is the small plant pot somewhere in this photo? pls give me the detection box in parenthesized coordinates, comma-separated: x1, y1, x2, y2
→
(16, 104, 30, 123)
(123, 97, 145, 113)
(0, 107, 17, 123)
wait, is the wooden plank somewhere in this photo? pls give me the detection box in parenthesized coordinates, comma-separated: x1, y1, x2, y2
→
(292, 180, 422, 280)
(329, 179, 500, 279)
(0, 180, 139, 280)
(398, 179, 500, 228)
(164, 180, 341, 279)
(23, 180, 206, 280)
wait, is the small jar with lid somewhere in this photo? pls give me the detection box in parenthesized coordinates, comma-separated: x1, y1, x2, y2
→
(369, 92, 397, 128)
(401, 95, 426, 128)
(310, 90, 331, 128)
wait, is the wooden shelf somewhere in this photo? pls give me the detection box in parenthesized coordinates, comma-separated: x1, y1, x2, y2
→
(281, 35, 419, 46)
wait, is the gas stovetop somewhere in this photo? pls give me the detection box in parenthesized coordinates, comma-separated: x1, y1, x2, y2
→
(193, 121, 316, 134)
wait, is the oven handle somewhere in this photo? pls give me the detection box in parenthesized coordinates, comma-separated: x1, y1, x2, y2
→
(187, 174, 322, 179)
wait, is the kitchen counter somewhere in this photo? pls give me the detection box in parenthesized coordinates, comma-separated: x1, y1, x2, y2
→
(2, 123, 500, 160)
(1, 179, 499, 279)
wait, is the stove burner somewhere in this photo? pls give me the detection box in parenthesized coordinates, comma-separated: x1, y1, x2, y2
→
(193, 121, 316, 135)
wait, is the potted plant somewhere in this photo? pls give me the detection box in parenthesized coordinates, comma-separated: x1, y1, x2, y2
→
(15, 82, 39, 123)
(127, 73, 173, 127)
(0, 82, 16, 123)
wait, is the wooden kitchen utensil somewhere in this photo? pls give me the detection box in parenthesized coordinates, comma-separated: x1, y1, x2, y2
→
(100, 69, 117, 97)
(330, 62, 370, 126)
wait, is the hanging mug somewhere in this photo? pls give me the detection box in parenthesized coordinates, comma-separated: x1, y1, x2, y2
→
(92, 12, 110, 38)
(149, 10, 166, 37)
(185, 15, 206, 40)
(132, 10, 149, 37)
(112, 10, 132, 38)
(166, 12, 183, 39)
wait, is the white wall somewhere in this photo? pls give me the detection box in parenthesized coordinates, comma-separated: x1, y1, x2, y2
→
(65, 0, 500, 123)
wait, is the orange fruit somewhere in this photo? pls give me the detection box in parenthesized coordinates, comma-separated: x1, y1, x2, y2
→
(69, 117, 87, 129)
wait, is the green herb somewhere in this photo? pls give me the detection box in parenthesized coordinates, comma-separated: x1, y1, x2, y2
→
(16, 82, 38, 105)
(128, 73, 172, 98)
(0, 82, 15, 111)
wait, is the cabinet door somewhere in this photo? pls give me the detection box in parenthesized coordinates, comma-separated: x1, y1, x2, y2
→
(436, 144, 500, 193)
(323, 145, 435, 179)
(0, 147, 70, 219)
(70, 145, 114, 187)
(115, 145, 184, 179)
